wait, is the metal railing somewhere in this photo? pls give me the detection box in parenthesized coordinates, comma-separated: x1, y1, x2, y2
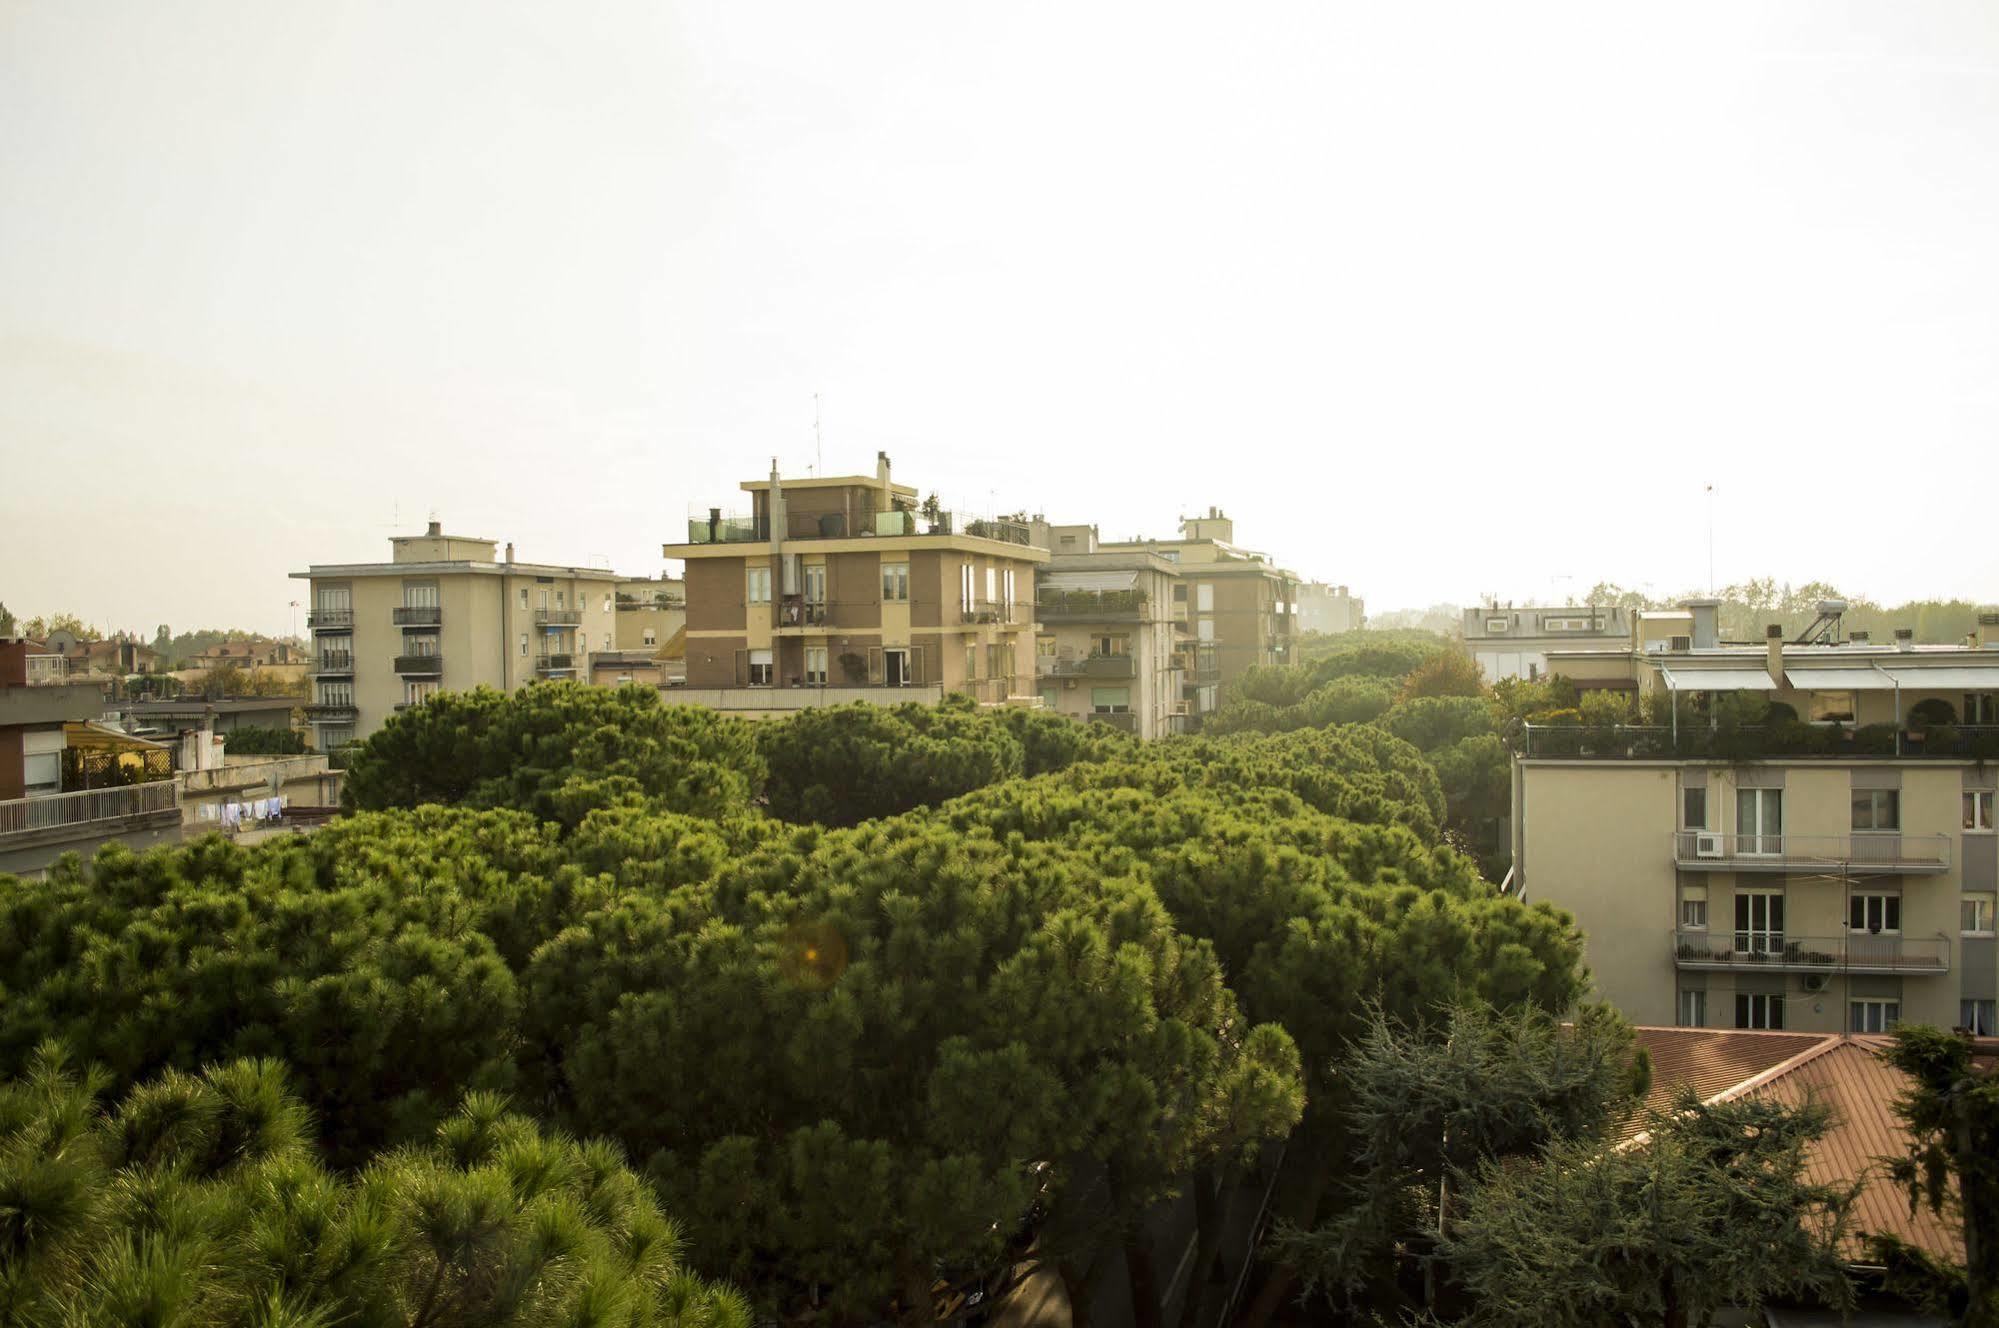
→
(1041, 655, 1138, 679)
(0, 781, 178, 838)
(304, 702, 358, 721)
(959, 606, 1017, 625)
(1521, 723, 1999, 760)
(776, 601, 832, 627)
(1671, 929, 1950, 975)
(308, 609, 354, 630)
(394, 654, 443, 676)
(392, 606, 442, 626)
(1036, 589, 1149, 620)
(685, 516, 768, 544)
(1671, 830, 1951, 873)
(315, 651, 353, 673)
(534, 654, 575, 674)
(533, 609, 581, 627)
(1089, 711, 1138, 732)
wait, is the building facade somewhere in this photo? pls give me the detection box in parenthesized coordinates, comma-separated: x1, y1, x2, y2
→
(663, 455, 1047, 717)
(1097, 508, 1297, 719)
(291, 522, 619, 747)
(1463, 601, 1634, 682)
(1033, 529, 1188, 739)
(1512, 608, 1999, 1038)
(1296, 583, 1365, 636)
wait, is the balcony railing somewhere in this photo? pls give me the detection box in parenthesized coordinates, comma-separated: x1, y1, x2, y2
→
(1520, 723, 1999, 761)
(1041, 655, 1138, 680)
(392, 606, 442, 626)
(776, 600, 832, 627)
(1036, 590, 1149, 621)
(1671, 929, 1950, 976)
(534, 654, 575, 675)
(315, 651, 353, 674)
(534, 609, 581, 627)
(394, 654, 443, 676)
(0, 781, 179, 839)
(1089, 711, 1138, 733)
(304, 702, 359, 722)
(1671, 830, 1951, 874)
(959, 606, 1018, 626)
(308, 609, 354, 631)
(686, 516, 768, 544)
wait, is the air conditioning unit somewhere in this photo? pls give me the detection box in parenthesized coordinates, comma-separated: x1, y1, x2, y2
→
(1694, 832, 1724, 859)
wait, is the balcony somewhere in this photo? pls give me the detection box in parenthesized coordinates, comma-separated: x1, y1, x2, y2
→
(392, 606, 442, 626)
(394, 654, 443, 676)
(959, 607, 1016, 626)
(0, 781, 179, 843)
(1037, 590, 1149, 622)
(686, 515, 769, 544)
(1670, 831, 1950, 874)
(1671, 930, 1950, 976)
(534, 608, 581, 627)
(315, 651, 353, 675)
(1089, 711, 1138, 733)
(1520, 723, 1999, 761)
(776, 600, 832, 628)
(1041, 655, 1138, 680)
(669, 683, 947, 714)
(534, 653, 575, 676)
(308, 609, 354, 631)
(304, 702, 358, 722)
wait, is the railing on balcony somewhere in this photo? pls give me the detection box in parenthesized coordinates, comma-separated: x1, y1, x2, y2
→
(1036, 589, 1149, 621)
(776, 600, 832, 627)
(1041, 655, 1138, 679)
(1670, 831, 1951, 873)
(1671, 929, 1950, 976)
(1089, 711, 1138, 733)
(0, 781, 179, 839)
(959, 606, 1018, 626)
(533, 609, 581, 627)
(308, 609, 354, 630)
(1521, 723, 1999, 760)
(392, 606, 442, 626)
(315, 651, 354, 674)
(394, 654, 443, 676)
(304, 702, 358, 722)
(534, 654, 575, 674)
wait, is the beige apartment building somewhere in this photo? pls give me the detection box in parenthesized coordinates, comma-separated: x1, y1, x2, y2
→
(291, 522, 619, 746)
(662, 455, 1048, 717)
(1513, 603, 1999, 1038)
(1033, 527, 1189, 739)
(1462, 601, 1634, 682)
(1097, 508, 1297, 718)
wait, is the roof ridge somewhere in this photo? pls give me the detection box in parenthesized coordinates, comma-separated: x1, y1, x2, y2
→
(1706, 1031, 1845, 1105)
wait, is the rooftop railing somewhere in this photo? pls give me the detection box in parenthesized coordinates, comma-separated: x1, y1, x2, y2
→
(1671, 929, 1950, 976)
(1037, 589, 1149, 619)
(0, 781, 179, 839)
(685, 509, 1036, 546)
(1519, 723, 1999, 761)
(1670, 830, 1950, 873)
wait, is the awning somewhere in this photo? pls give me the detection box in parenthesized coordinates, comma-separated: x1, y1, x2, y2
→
(1661, 666, 1777, 692)
(1880, 665, 1999, 691)
(1041, 570, 1139, 592)
(1784, 667, 1900, 692)
(62, 720, 171, 752)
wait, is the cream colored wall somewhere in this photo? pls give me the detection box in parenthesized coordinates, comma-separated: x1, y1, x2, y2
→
(346, 577, 404, 734)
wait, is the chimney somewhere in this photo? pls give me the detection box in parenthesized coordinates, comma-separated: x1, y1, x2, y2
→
(1766, 625, 1785, 687)
(504, 542, 514, 564)
(1682, 599, 1720, 651)
(876, 450, 892, 490)
(708, 507, 721, 542)
(427, 519, 442, 537)
(1980, 613, 1999, 649)
(1895, 627, 1915, 653)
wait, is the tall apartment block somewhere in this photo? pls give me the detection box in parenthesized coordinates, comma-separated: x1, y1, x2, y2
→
(1033, 525, 1189, 739)
(1512, 602, 1999, 1038)
(1096, 508, 1297, 718)
(662, 455, 1048, 716)
(291, 522, 619, 746)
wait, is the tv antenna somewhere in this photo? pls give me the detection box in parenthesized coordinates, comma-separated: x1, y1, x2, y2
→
(1704, 483, 1716, 594)
(814, 393, 823, 477)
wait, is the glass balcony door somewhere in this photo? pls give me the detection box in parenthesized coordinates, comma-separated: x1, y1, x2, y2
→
(1734, 891, 1784, 956)
(1737, 788, 1784, 856)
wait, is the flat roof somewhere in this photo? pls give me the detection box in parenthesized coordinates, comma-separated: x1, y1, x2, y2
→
(740, 475, 920, 496)
(116, 697, 299, 714)
(291, 561, 621, 580)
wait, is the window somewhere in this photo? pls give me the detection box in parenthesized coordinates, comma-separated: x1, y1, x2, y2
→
(403, 582, 439, 608)
(1967, 789, 1996, 831)
(987, 644, 1011, 678)
(643, 628, 657, 646)
(1962, 999, 1997, 1036)
(1091, 686, 1131, 714)
(1849, 893, 1901, 934)
(317, 681, 354, 706)
(519, 588, 529, 610)
(965, 645, 979, 680)
(23, 750, 59, 796)
(1850, 1000, 1901, 1034)
(1485, 617, 1509, 633)
(603, 594, 612, 614)
(1680, 897, 1708, 930)
(1967, 693, 1998, 726)
(1963, 893, 1996, 936)
(1810, 691, 1856, 723)
(1040, 687, 1060, 710)
(960, 563, 975, 611)
(404, 634, 438, 657)
(1735, 993, 1784, 1030)
(1173, 584, 1188, 603)
(519, 633, 529, 656)
(1735, 891, 1784, 954)
(1737, 788, 1783, 855)
(746, 567, 772, 605)
(1197, 584, 1215, 613)
(404, 680, 439, 707)
(556, 590, 565, 609)
(603, 632, 612, 650)
(1852, 789, 1900, 831)
(805, 565, 827, 604)
(1196, 619, 1216, 642)
(1002, 568, 1015, 611)
(748, 649, 773, 686)
(1036, 635, 1056, 658)
(882, 563, 910, 603)
(1678, 990, 1707, 1028)
(315, 586, 352, 614)
(986, 567, 997, 605)
(804, 647, 828, 685)
(1092, 634, 1130, 658)
(1682, 787, 1707, 830)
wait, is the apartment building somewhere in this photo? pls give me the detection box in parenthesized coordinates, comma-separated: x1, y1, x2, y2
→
(1463, 601, 1633, 682)
(1512, 604, 1999, 1038)
(291, 522, 619, 746)
(662, 455, 1047, 717)
(1097, 508, 1297, 718)
(1033, 526, 1189, 739)
(1296, 582, 1365, 636)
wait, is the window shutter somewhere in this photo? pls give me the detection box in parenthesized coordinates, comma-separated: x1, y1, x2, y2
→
(909, 646, 924, 685)
(735, 650, 749, 686)
(869, 647, 884, 684)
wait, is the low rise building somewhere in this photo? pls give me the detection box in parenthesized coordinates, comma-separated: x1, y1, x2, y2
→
(291, 520, 620, 746)
(1296, 582, 1365, 636)
(1033, 527, 1188, 739)
(1463, 600, 1633, 682)
(615, 575, 686, 683)
(1511, 604, 1999, 1037)
(663, 454, 1047, 717)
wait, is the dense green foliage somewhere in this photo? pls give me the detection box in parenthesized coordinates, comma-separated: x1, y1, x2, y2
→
(1880, 1025, 1999, 1328)
(220, 724, 308, 755)
(0, 1044, 747, 1328)
(1581, 579, 1997, 645)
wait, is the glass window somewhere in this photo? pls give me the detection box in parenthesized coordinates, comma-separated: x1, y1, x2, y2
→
(805, 565, 827, 604)
(1680, 898, 1708, 929)
(1682, 787, 1707, 830)
(1040, 687, 1060, 710)
(747, 567, 772, 604)
(1849, 894, 1901, 933)
(1036, 635, 1056, 658)
(404, 680, 439, 706)
(1967, 693, 1998, 726)
(1090, 686, 1131, 713)
(748, 648, 773, 686)
(1967, 790, 1996, 832)
(1092, 634, 1130, 657)
(804, 647, 828, 685)
(643, 628, 657, 646)
(1735, 993, 1784, 1030)
(1197, 584, 1215, 613)
(519, 588, 529, 610)
(1735, 891, 1784, 954)
(1737, 788, 1783, 854)
(986, 567, 997, 604)
(519, 633, 528, 656)
(1962, 999, 1997, 1035)
(403, 582, 439, 608)
(1850, 1000, 1901, 1034)
(1678, 990, 1706, 1028)
(1963, 894, 1996, 936)
(882, 563, 910, 603)
(1852, 789, 1900, 831)
(23, 751, 59, 795)
(1810, 691, 1856, 723)
(960, 563, 975, 610)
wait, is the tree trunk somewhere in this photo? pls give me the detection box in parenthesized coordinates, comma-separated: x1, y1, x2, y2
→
(1233, 1263, 1296, 1328)
(1058, 1260, 1094, 1328)
(1125, 1237, 1164, 1328)
(1661, 1270, 1686, 1328)
(1176, 1171, 1227, 1328)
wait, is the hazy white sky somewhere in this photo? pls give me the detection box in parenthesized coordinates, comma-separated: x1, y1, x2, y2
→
(3, 1, 1995, 636)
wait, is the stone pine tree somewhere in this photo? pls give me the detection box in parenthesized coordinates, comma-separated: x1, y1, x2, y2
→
(1879, 1025, 1999, 1328)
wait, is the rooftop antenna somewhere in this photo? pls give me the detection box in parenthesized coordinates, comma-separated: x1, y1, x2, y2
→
(1704, 483, 1716, 595)
(814, 393, 822, 478)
